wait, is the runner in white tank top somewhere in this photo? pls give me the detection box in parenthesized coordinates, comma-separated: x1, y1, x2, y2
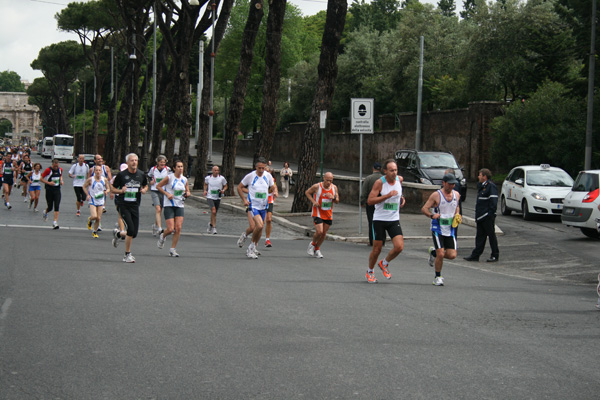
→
(421, 174, 461, 286)
(83, 165, 111, 238)
(366, 160, 406, 283)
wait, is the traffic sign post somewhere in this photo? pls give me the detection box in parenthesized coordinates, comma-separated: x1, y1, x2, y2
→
(320, 110, 327, 181)
(350, 98, 374, 234)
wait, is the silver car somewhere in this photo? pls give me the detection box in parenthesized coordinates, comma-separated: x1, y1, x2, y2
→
(561, 170, 600, 238)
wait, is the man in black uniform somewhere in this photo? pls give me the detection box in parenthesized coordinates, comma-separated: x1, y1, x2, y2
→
(464, 168, 499, 262)
(111, 153, 148, 263)
(360, 162, 382, 246)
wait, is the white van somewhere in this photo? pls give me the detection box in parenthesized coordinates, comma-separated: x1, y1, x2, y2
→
(52, 134, 74, 162)
(42, 137, 53, 158)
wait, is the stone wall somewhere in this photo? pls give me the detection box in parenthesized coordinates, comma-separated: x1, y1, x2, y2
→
(212, 101, 504, 181)
(233, 165, 438, 213)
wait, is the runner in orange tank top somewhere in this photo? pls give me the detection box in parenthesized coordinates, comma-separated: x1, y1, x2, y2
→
(305, 172, 339, 258)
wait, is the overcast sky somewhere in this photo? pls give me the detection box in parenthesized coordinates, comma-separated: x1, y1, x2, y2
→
(0, 0, 442, 83)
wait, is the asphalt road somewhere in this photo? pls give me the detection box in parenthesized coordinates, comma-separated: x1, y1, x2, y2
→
(0, 156, 599, 399)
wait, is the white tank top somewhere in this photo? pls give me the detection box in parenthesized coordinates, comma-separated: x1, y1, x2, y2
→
(373, 176, 403, 222)
(431, 189, 458, 236)
(88, 177, 108, 206)
(30, 171, 42, 188)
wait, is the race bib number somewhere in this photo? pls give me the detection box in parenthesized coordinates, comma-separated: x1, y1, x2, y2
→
(321, 200, 333, 210)
(124, 187, 138, 201)
(32, 179, 40, 183)
(255, 192, 267, 199)
(94, 192, 105, 199)
(76, 175, 85, 180)
(210, 189, 220, 195)
(155, 177, 163, 183)
(52, 177, 60, 185)
(4, 167, 12, 174)
(383, 202, 399, 211)
(174, 189, 184, 197)
(439, 217, 453, 226)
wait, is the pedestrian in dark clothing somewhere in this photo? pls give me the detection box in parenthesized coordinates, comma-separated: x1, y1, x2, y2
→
(464, 168, 499, 262)
(361, 162, 382, 246)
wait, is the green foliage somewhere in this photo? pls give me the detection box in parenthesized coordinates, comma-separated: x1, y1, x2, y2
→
(348, 0, 402, 32)
(0, 120, 13, 137)
(490, 81, 586, 176)
(0, 71, 25, 92)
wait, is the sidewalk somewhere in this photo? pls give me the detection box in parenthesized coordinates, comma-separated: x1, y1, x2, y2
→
(186, 192, 479, 243)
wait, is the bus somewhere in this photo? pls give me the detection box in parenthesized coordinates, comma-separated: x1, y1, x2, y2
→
(41, 137, 54, 158)
(52, 134, 74, 162)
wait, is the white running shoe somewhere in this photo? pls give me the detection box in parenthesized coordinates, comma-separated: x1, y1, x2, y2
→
(307, 242, 315, 256)
(433, 276, 445, 286)
(207, 222, 212, 233)
(237, 232, 247, 248)
(212, 227, 217, 234)
(123, 253, 135, 263)
(23, 197, 27, 202)
(253, 247, 261, 256)
(6, 202, 11, 210)
(42, 211, 48, 221)
(157, 233, 166, 249)
(169, 249, 180, 257)
(246, 246, 258, 259)
(428, 246, 436, 267)
(28, 201, 32, 209)
(34, 208, 38, 212)
(112, 228, 120, 248)
(315, 250, 323, 258)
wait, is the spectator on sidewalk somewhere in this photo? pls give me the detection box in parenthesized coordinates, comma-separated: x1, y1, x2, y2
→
(361, 162, 382, 246)
(280, 162, 293, 198)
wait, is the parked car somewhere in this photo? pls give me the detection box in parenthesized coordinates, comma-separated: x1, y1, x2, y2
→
(500, 164, 574, 220)
(561, 169, 600, 238)
(394, 149, 467, 199)
(78, 154, 96, 168)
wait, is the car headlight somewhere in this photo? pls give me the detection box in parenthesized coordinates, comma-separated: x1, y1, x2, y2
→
(420, 178, 433, 185)
(531, 193, 547, 201)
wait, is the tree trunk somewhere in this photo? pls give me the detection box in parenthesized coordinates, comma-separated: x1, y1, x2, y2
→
(253, 0, 287, 165)
(150, 43, 172, 165)
(91, 74, 103, 155)
(192, 0, 235, 190)
(291, 0, 347, 213)
(221, 0, 265, 195)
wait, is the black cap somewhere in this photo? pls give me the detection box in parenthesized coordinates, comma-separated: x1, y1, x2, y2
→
(373, 162, 381, 170)
(442, 174, 458, 184)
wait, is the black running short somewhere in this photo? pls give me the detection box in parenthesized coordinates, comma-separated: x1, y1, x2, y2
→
(74, 187, 85, 203)
(118, 203, 140, 238)
(45, 188, 61, 212)
(372, 220, 403, 244)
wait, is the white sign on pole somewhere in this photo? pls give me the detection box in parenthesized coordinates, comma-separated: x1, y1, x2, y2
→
(350, 98, 374, 134)
(320, 110, 327, 129)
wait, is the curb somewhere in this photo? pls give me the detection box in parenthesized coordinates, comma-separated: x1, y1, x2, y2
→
(186, 193, 503, 243)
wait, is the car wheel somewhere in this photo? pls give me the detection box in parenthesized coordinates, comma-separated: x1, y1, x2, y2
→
(501, 196, 511, 216)
(522, 200, 533, 221)
(580, 228, 600, 239)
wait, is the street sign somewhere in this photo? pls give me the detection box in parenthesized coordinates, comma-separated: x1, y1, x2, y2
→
(350, 98, 374, 134)
(320, 110, 327, 129)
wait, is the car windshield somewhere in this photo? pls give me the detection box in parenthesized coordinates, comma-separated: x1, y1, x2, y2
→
(525, 170, 573, 187)
(418, 153, 459, 169)
(572, 172, 599, 192)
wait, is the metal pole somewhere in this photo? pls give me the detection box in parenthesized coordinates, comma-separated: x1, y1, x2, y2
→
(359, 133, 363, 234)
(416, 35, 424, 151)
(152, 7, 157, 153)
(110, 47, 114, 101)
(208, 3, 216, 163)
(82, 81, 86, 153)
(320, 129, 324, 180)
(585, 0, 596, 170)
(195, 40, 203, 149)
